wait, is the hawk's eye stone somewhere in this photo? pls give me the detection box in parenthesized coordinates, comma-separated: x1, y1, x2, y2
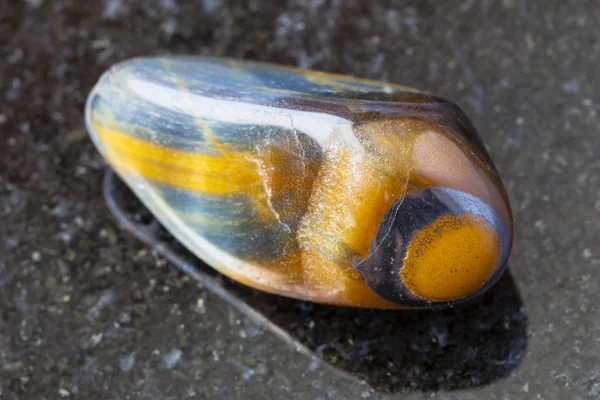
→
(85, 57, 513, 309)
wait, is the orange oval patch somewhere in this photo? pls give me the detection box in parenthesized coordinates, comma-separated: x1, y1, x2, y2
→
(400, 213, 502, 301)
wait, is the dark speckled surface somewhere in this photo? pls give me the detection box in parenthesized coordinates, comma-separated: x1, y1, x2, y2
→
(1, 1, 599, 399)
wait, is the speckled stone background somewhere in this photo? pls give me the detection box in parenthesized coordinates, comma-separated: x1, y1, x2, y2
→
(1, 0, 599, 399)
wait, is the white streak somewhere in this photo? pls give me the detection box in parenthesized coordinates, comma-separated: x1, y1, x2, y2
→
(127, 77, 363, 152)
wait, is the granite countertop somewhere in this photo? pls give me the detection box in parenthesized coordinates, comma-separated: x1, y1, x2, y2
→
(1, 1, 598, 399)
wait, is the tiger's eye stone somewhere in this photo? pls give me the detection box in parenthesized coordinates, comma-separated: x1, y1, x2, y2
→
(85, 57, 513, 308)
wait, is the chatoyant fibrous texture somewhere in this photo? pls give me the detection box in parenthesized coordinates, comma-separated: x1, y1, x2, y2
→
(86, 57, 512, 308)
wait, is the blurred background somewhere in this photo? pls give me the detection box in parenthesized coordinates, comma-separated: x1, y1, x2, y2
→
(1, 1, 599, 399)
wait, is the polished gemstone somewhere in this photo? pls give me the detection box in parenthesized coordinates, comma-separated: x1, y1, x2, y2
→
(85, 57, 513, 308)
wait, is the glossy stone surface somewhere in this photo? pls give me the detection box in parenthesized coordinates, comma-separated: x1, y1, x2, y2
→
(85, 57, 512, 308)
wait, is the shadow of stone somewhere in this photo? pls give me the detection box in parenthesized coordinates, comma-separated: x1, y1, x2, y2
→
(103, 169, 527, 393)
(231, 270, 526, 392)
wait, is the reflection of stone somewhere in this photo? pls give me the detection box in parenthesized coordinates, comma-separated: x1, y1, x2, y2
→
(87, 57, 512, 308)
